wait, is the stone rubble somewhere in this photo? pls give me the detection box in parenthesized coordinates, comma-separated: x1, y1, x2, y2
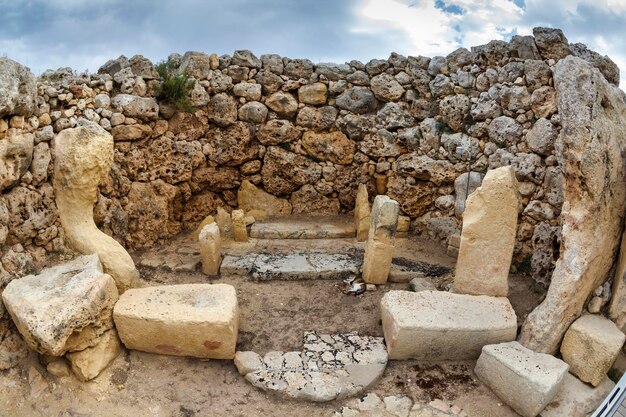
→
(334, 394, 467, 417)
(235, 331, 387, 402)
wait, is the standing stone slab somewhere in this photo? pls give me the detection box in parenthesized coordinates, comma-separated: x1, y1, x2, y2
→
(453, 166, 519, 297)
(474, 341, 569, 417)
(199, 223, 221, 276)
(519, 56, 626, 353)
(231, 209, 248, 242)
(1, 255, 119, 356)
(560, 314, 625, 386)
(113, 284, 239, 359)
(354, 184, 370, 242)
(381, 290, 517, 360)
(362, 196, 399, 284)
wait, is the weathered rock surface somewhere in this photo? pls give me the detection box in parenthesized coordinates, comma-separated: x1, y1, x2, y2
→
(53, 120, 141, 292)
(560, 314, 625, 386)
(609, 228, 626, 332)
(519, 56, 626, 353)
(66, 329, 122, 381)
(113, 284, 238, 359)
(2, 255, 118, 356)
(231, 209, 247, 242)
(236, 331, 387, 402)
(453, 172, 482, 218)
(261, 146, 321, 195)
(454, 166, 519, 297)
(381, 291, 517, 360)
(199, 223, 221, 276)
(354, 184, 370, 242)
(474, 341, 569, 417)
(302, 131, 355, 165)
(0, 130, 34, 192)
(363, 196, 399, 284)
(0, 320, 28, 370)
(237, 179, 292, 215)
(0, 57, 37, 117)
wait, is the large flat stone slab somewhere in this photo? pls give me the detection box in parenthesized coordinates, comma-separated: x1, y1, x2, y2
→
(381, 290, 517, 360)
(220, 252, 360, 281)
(474, 341, 569, 417)
(235, 331, 387, 402)
(560, 314, 625, 386)
(2, 254, 118, 356)
(250, 216, 356, 239)
(113, 284, 238, 359)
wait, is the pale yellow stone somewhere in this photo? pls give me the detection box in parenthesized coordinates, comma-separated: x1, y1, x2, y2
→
(560, 314, 625, 386)
(396, 216, 410, 233)
(215, 207, 233, 239)
(199, 223, 221, 276)
(237, 179, 292, 216)
(453, 166, 519, 297)
(354, 184, 370, 242)
(231, 209, 248, 242)
(247, 209, 268, 221)
(66, 329, 122, 381)
(193, 215, 215, 238)
(53, 120, 140, 293)
(362, 196, 399, 284)
(113, 284, 239, 359)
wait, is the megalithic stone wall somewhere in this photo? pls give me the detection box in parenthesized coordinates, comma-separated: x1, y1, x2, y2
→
(0, 27, 623, 294)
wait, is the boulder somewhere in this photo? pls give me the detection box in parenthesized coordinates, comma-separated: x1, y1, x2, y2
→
(453, 171, 482, 218)
(370, 73, 404, 102)
(301, 131, 355, 165)
(66, 329, 122, 381)
(237, 179, 292, 215)
(238, 101, 268, 124)
(381, 291, 517, 360)
(296, 106, 337, 131)
(519, 56, 626, 353)
(474, 341, 569, 417)
(0, 130, 34, 192)
(261, 146, 322, 195)
(454, 166, 519, 297)
(110, 94, 158, 121)
(199, 223, 221, 276)
(207, 93, 238, 127)
(0, 57, 37, 117)
(560, 314, 625, 386)
(265, 91, 298, 117)
(113, 284, 239, 359)
(54, 120, 141, 292)
(2, 255, 118, 356)
(336, 87, 378, 114)
(204, 122, 258, 166)
(533, 27, 572, 61)
(298, 82, 327, 105)
(257, 119, 301, 145)
(362, 196, 399, 285)
(290, 184, 340, 215)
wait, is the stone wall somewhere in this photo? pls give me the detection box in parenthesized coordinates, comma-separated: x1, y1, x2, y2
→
(0, 27, 620, 287)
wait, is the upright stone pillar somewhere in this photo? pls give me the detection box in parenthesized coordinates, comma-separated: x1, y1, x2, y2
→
(362, 195, 399, 284)
(231, 209, 248, 242)
(354, 184, 370, 242)
(199, 223, 221, 276)
(453, 166, 519, 297)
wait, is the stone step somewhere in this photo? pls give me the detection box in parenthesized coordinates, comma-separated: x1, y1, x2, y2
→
(250, 216, 356, 239)
(220, 252, 360, 281)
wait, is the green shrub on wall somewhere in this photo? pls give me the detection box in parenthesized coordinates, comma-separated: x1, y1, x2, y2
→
(156, 59, 194, 112)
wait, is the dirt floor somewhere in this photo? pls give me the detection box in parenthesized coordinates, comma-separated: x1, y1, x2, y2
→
(0, 233, 542, 417)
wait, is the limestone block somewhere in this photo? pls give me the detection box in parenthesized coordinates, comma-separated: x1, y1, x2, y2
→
(231, 209, 248, 242)
(541, 373, 615, 417)
(215, 207, 233, 239)
(560, 314, 625, 386)
(354, 184, 370, 242)
(53, 119, 140, 293)
(474, 341, 569, 417)
(362, 196, 399, 284)
(193, 214, 215, 238)
(2, 255, 119, 356)
(237, 179, 292, 216)
(454, 166, 519, 297)
(519, 57, 626, 353)
(381, 290, 516, 360)
(199, 223, 221, 276)
(113, 284, 239, 359)
(66, 329, 122, 381)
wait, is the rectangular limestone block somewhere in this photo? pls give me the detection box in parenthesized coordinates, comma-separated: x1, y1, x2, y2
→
(560, 314, 625, 386)
(113, 284, 239, 359)
(362, 240, 394, 285)
(475, 341, 569, 417)
(381, 290, 517, 360)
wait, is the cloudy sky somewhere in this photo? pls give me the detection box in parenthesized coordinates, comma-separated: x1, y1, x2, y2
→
(1, 0, 625, 85)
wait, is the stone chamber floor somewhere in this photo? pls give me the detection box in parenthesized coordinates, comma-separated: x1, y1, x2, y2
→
(0, 221, 544, 417)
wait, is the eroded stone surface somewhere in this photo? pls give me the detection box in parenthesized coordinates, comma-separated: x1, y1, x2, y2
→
(363, 196, 399, 285)
(475, 341, 569, 417)
(113, 283, 239, 359)
(199, 223, 221, 276)
(66, 328, 122, 381)
(335, 393, 467, 417)
(236, 331, 387, 402)
(237, 179, 292, 216)
(250, 216, 355, 239)
(354, 184, 370, 242)
(381, 290, 517, 360)
(2, 255, 118, 356)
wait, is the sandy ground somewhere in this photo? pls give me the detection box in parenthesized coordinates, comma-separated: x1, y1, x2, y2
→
(0, 232, 541, 417)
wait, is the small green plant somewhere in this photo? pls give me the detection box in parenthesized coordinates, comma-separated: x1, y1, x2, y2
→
(156, 59, 194, 112)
